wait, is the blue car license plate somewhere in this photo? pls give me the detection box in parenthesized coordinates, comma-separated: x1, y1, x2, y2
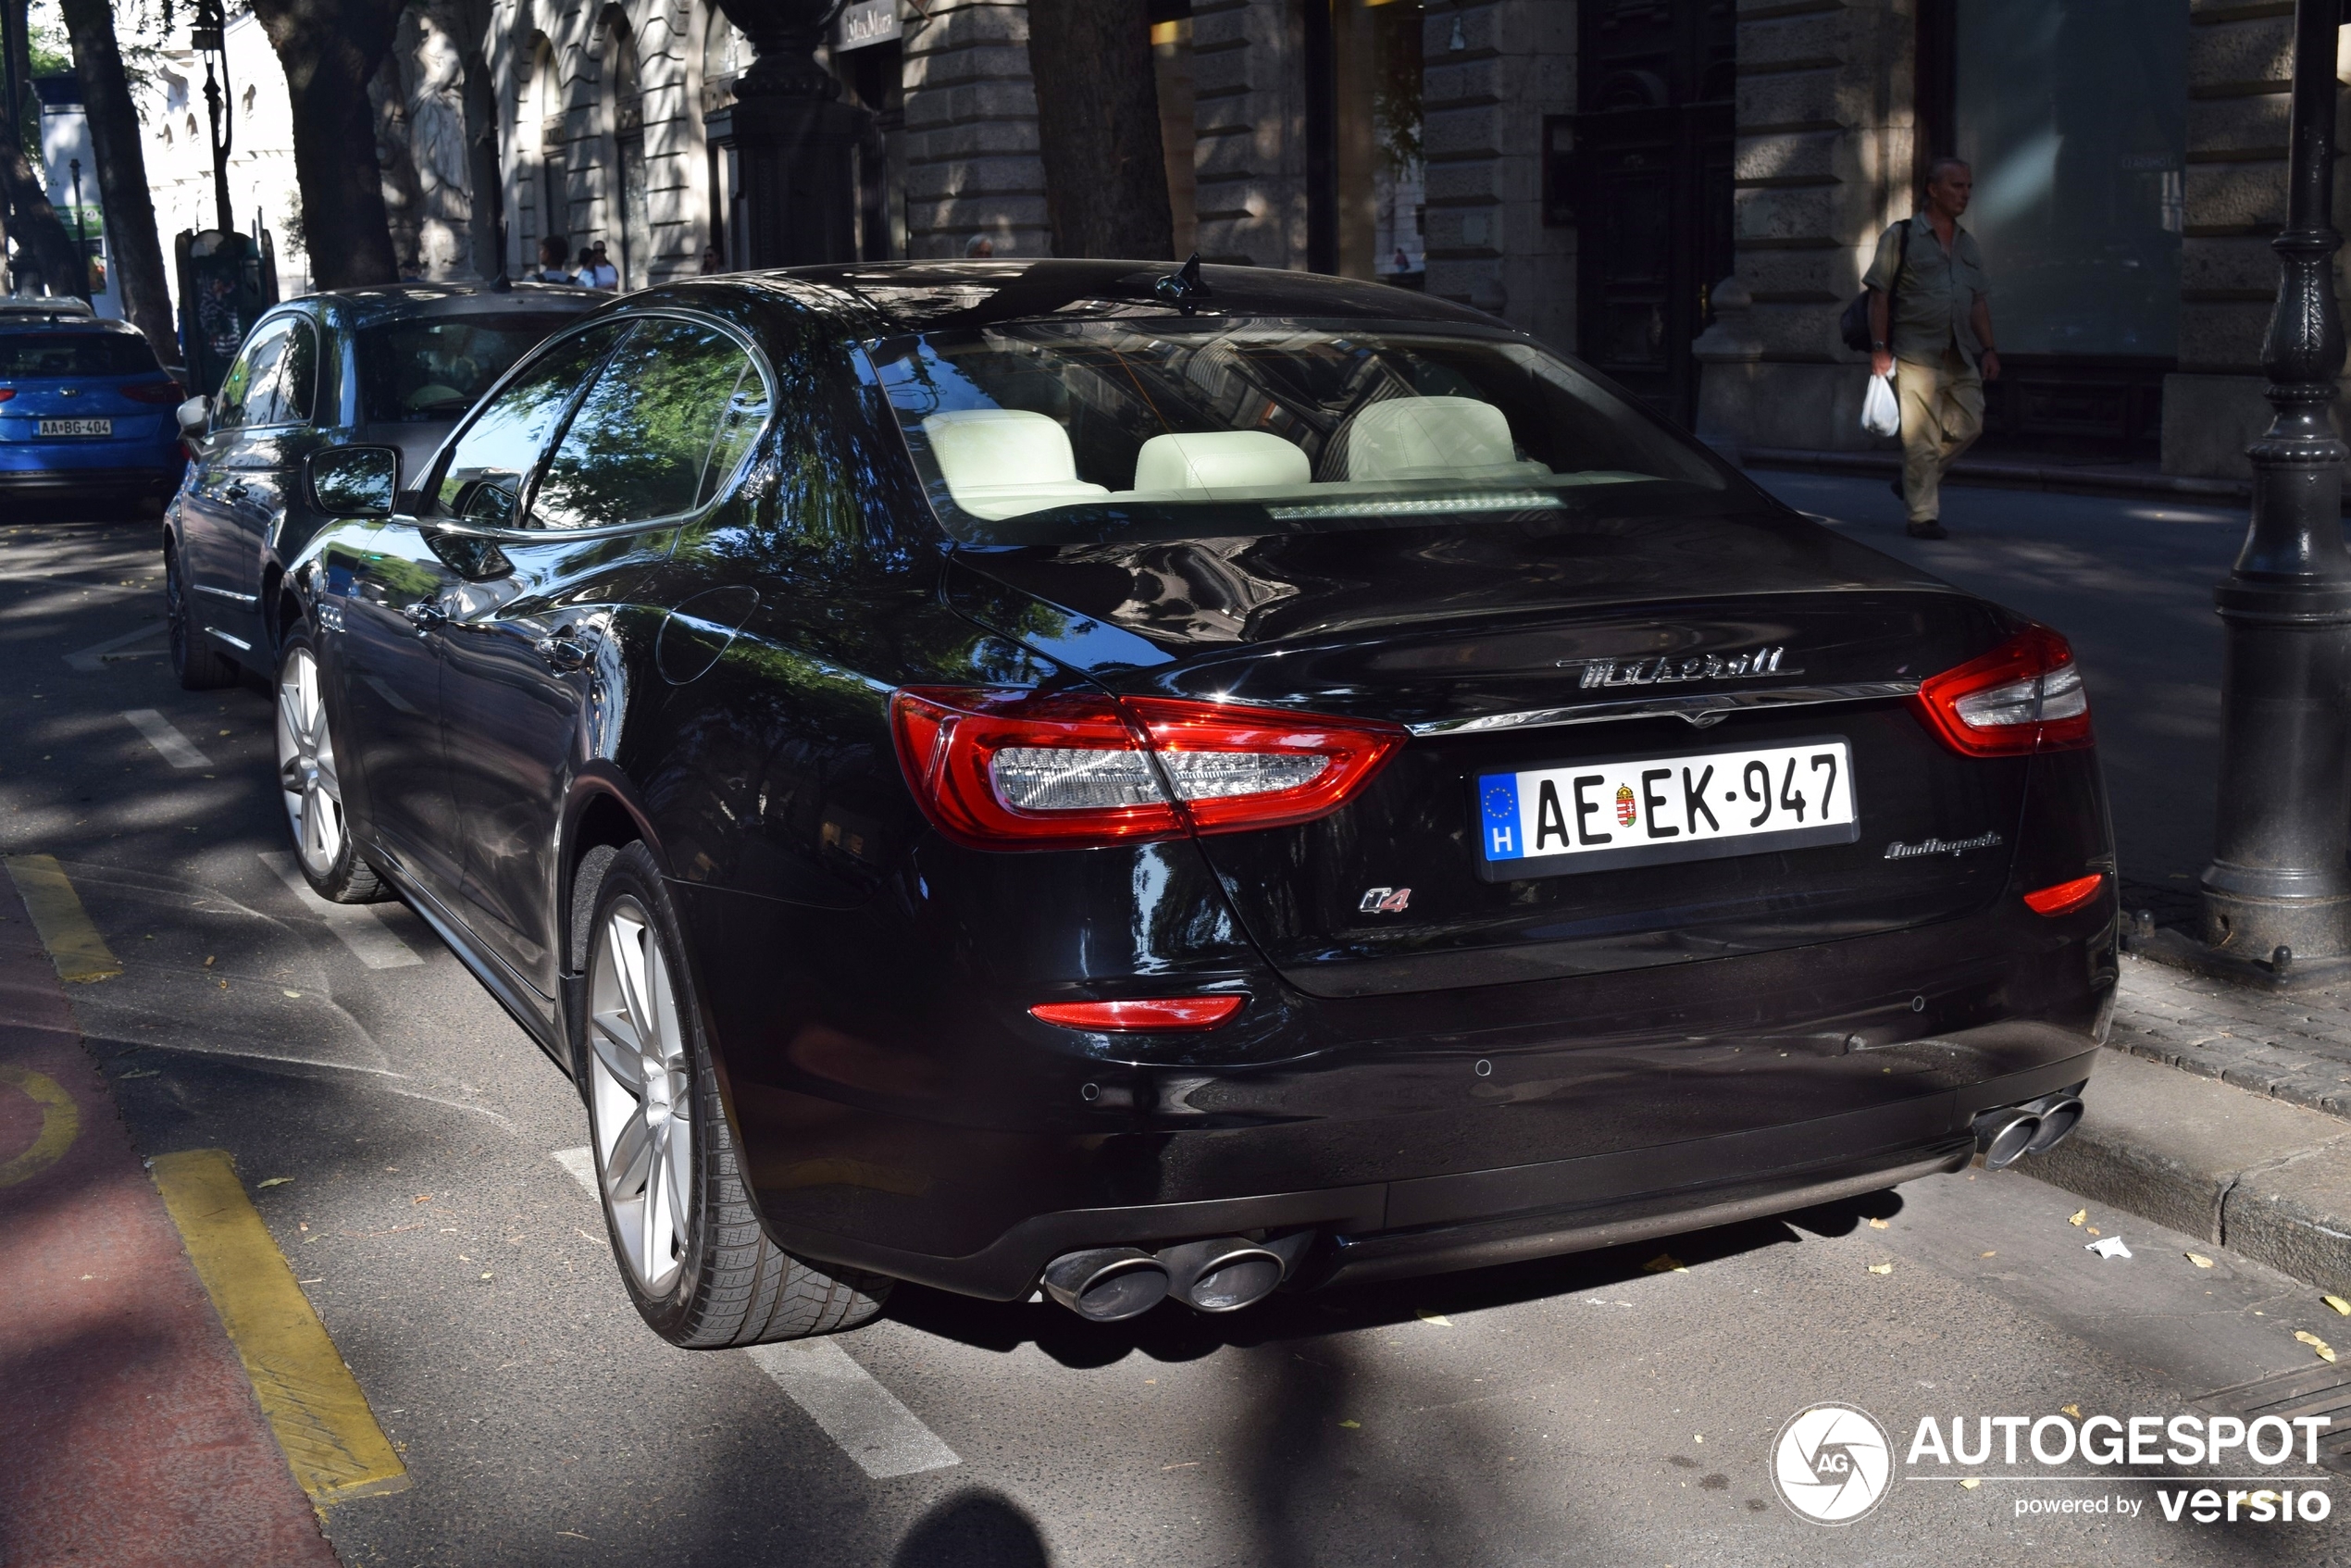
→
(1475, 737, 1859, 880)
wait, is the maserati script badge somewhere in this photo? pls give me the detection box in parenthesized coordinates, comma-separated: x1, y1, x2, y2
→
(1561, 645, 1796, 689)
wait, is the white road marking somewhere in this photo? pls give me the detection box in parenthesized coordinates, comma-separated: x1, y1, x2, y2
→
(552, 1146, 596, 1193)
(68, 619, 167, 670)
(548, 1145, 959, 1479)
(746, 1343, 962, 1479)
(122, 708, 211, 768)
(258, 852, 425, 969)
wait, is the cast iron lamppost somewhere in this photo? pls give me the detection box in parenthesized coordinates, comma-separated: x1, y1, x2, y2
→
(703, 0, 869, 268)
(2199, 0, 2351, 977)
(191, 0, 235, 234)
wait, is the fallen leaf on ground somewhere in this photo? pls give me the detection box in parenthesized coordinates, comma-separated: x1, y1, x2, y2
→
(281, 989, 301, 999)
(1866, 1263, 1894, 1275)
(255, 1176, 292, 1188)
(2325, 1295, 2351, 1316)
(2068, 1209, 2088, 1226)
(2087, 1226, 2102, 1236)
(1644, 1253, 1687, 1274)
(1415, 1309, 1452, 1327)
(116, 1068, 157, 1079)
(2186, 1253, 2215, 1269)
(1338, 1419, 1362, 1429)
(412, 1194, 433, 1204)
(1959, 1478, 1981, 1490)
(2060, 1403, 2082, 1418)
(1868, 1218, 1889, 1230)
(1980, 1251, 1996, 1259)
(2296, 1331, 2338, 1363)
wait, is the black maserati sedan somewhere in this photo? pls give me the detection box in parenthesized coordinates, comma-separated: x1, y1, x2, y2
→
(272, 260, 2115, 1347)
(166, 280, 598, 690)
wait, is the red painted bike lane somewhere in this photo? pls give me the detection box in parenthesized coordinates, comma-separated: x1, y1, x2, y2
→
(0, 872, 340, 1568)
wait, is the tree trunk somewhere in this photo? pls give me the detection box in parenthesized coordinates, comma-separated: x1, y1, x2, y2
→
(1024, 0, 1173, 261)
(56, 0, 175, 356)
(250, 0, 403, 288)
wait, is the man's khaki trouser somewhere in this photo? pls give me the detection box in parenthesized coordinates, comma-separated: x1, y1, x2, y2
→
(1897, 349, 1984, 522)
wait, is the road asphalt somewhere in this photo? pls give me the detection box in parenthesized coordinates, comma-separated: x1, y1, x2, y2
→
(1, 504, 2348, 1566)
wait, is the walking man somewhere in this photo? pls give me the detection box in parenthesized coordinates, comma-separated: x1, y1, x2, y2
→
(1864, 157, 2000, 539)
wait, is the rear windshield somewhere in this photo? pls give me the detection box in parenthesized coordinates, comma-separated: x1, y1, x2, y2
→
(866, 318, 1728, 545)
(355, 314, 572, 423)
(0, 331, 160, 379)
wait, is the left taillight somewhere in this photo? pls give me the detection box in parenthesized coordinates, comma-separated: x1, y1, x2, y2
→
(1911, 625, 2093, 757)
(120, 378, 184, 405)
(889, 687, 1406, 851)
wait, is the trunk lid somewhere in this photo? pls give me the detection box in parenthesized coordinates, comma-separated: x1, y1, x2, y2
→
(947, 506, 2034, 997)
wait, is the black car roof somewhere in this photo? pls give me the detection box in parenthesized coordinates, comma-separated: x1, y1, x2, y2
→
(0, 316, 149, 336)
(720, 259, 1507, 339)
(292, 280, 603, 329)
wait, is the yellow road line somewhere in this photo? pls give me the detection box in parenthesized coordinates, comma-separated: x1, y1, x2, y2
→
(149, 1149, 410, 1505)
(0, 1065, 78, 1187)
(5, 853, 120, 982)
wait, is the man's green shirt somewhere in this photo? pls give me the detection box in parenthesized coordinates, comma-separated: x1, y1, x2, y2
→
(1862, 213, 1992, 367)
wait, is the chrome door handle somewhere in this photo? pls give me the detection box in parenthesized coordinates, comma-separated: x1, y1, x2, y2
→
(535, 635, 590, 672)
(403, 601, 449, 629)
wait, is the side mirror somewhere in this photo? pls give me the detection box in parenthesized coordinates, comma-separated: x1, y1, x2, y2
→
(307, 444, 402, 518)
(175, 394, 210, 440)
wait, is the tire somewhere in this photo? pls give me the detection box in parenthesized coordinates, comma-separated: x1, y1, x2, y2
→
(578, 841, 891, 1347)
(167, 538, 239, 691)
(274, 625, 388, 903)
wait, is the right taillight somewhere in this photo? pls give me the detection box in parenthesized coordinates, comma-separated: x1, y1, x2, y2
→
(1911, 626, 2093, 757)
(889, 687, 1404, 851)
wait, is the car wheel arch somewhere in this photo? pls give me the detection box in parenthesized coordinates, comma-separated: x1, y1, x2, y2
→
(559, 775, 665, 977)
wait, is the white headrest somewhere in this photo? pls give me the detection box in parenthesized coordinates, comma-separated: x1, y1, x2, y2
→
(1133, 430, 1312, 492)
(1343, 396, 1524, 480)
(921, 409, 1108, 519)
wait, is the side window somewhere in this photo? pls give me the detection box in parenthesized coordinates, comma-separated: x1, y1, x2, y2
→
(267, 320, 321, 426)
(213, 318, 293, 432)
(431, 325, 623, 527)
(529, 319, 765, 530)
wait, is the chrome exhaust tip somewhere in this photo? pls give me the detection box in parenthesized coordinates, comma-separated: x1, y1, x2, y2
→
(1974, 1110, 2043, 1169)
(2025, 1095, 2084, 1153)
(1157, 1237, 1287, 1313)
(1041, 1247, 1170, 1322)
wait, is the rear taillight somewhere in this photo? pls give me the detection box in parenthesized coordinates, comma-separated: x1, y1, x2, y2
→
(0, 388, 14, 402)
(1911, 626, 2093, 757)
(120, 379, 184, 405)
(1029, 996, 1246, 1030)
(889, 687, 1406, 850)
(2023, 872, 2106, 916)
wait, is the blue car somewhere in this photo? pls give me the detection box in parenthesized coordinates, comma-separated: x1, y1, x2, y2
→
(0, 312, 186, 513)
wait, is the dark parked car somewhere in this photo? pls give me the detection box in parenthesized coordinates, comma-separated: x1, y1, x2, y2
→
(166, 280, 599, 689)
(273, 261, 2114, 1347)
(0, 313, 185, 512)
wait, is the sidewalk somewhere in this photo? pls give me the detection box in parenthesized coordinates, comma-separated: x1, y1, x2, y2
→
(1755, 468, 2351, 1300)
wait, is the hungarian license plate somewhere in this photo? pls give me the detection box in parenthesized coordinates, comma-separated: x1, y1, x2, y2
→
(1475, 738, 1859, 879)
(37, 417, 111, 437)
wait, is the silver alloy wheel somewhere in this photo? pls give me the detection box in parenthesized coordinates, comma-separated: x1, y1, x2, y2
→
(276, 645, 347, 877)
(589, 898, 692, 1296)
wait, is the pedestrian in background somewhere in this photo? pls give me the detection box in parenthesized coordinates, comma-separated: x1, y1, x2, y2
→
(583, 242, 620, 290)
(1864, 157, 2001, 540)
(532, 235, 572, 283)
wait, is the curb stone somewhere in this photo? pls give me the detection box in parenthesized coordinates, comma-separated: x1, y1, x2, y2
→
(2024, 1049, 2351, 1300)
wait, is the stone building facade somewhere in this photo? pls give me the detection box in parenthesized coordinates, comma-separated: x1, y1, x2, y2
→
(130, 1, 2331, 482)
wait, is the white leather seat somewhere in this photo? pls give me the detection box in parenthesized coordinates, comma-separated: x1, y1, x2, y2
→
(1130, 430, 1312, 492)
(921, 408, 1110, 519)
(1340, 396, 1548, 482)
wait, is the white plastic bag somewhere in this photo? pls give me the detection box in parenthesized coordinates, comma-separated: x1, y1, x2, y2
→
(1860, 371, 1900, 438)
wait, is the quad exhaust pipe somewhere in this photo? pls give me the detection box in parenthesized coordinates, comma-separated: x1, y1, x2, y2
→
(1972, 1087, 2085, 1169)
(1041, 1232, 1313, 1321)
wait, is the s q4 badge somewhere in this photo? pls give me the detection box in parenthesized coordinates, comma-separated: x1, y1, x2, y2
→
(1359, 887, 1412, 914)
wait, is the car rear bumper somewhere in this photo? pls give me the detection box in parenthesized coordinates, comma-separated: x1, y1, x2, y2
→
(754, 1043, 2088, 1300)
(0, 462, 180, 495)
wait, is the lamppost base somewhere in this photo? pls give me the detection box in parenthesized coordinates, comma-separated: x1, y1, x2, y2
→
(2123, 919, 2351, 993)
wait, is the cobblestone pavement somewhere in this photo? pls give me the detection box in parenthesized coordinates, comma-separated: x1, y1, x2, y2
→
(2108, 953, 2351, 1122)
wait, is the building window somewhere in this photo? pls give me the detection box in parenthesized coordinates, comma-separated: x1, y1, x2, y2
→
(1952, 0, 2186, 358)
